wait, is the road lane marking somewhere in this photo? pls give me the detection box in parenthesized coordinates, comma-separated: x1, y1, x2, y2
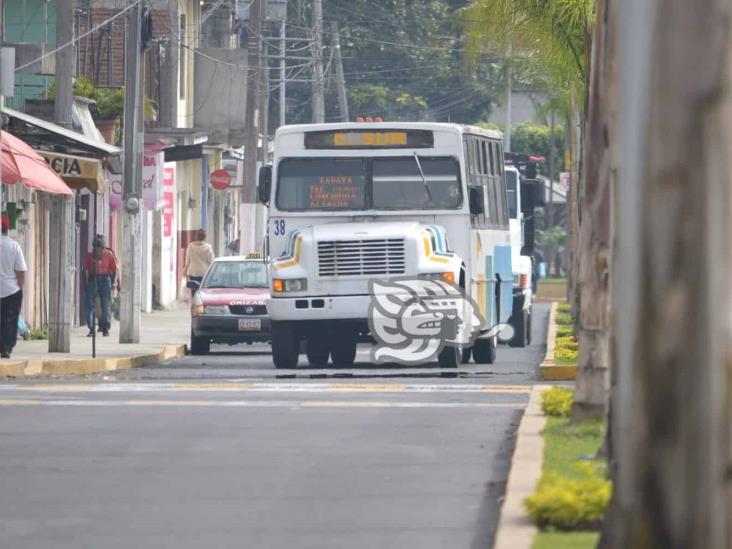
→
(2, 383, 531, 394)
(0, 398, 525, 409)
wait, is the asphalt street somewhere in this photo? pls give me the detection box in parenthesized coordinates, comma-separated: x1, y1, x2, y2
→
(0, 303, 549, 549)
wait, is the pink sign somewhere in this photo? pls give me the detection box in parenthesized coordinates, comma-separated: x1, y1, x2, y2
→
(163, 165, 175, 238)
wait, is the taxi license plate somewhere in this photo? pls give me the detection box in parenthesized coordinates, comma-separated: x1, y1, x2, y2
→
(238, 318, 261, 331)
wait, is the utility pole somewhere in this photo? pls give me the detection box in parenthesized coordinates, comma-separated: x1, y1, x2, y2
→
(240, 0, 263, 253)
(278, 18, 286, 127)
(119, 0, 144, 343)
(310, 0, 324, 123)
(48, 0, 75, 352)
(331, 21, 349, 122)
(504, 49, 512, 152)
(547, 110, 556, 227)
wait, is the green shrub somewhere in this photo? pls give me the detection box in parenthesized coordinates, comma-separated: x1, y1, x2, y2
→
(556, 325, 574, 338)
(541, 387, 574, 417)
(556, 303, 571, 315)
(556, 336, 579, 352)
(525, 463, 611, 530)
(30, 327, 49, 340)
(556, 313, 573, 326)
(555, 347, 579, 363)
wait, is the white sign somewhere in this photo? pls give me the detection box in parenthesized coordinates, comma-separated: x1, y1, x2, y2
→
(142, 150, 164, 210)
(559, 171, 570, 191)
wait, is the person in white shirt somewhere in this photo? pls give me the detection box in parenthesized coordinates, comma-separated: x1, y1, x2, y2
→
(184, 229, 215, 296)
(0, 215, 28, 358)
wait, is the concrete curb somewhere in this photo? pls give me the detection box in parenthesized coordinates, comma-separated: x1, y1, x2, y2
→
(494, 384, 550, 549)
(539, 302, 577, 381)
(0, 344, 187, 379)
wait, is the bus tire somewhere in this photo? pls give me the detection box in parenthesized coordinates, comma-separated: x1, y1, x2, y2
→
(190, 332, 210, 355)
(509, 309, 530, 348)
(461, 347, 472, 364)
(306, 334, 330, 366)
(272, 322, 299, 369)
(473, 336, 497, 364)
(438, 345, 461, 368)
(331, 334, 357, 366)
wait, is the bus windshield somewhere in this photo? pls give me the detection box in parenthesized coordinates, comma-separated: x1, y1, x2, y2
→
(276, 157, 461, 211)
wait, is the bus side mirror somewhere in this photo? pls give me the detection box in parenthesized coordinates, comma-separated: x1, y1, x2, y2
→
(258, 165, 272, 204)
(469, 186, 484, 215)
(520, 179, 540, 215)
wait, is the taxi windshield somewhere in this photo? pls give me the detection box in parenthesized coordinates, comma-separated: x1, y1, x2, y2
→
(202, 261, 268, 289)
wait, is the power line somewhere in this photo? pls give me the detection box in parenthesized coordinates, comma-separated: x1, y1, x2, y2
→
(15, 0, 142, 72)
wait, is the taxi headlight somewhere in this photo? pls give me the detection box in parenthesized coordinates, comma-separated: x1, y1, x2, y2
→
(204, 305, 229, 316)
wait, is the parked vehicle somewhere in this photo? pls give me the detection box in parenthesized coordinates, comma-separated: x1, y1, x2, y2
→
(503, 153, 541, 347)
(257, 122, 513, 369)
(189, 254, 270, 355)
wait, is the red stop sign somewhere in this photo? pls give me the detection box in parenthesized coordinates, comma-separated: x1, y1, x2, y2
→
(210, 169, 232, 190)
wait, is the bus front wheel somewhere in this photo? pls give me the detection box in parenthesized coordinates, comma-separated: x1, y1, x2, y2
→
(306, 334, 330, 366)
(473, 336, 497, 364)
(272, 322, 299, 369)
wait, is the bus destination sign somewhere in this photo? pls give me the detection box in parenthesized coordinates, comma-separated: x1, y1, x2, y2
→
(305, 129, 433, 149)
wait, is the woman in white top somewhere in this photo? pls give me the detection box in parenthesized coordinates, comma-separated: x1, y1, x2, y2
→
(184, 229, 215, 296)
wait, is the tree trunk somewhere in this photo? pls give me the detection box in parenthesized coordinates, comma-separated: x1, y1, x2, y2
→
(609, 0, 732, 546)
(572, 0, 616, 422)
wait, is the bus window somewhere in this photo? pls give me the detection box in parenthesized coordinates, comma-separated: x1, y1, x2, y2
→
(372, 157, 462, 210)
(484, 141, 491, 175)
(276, 158, 366, 211)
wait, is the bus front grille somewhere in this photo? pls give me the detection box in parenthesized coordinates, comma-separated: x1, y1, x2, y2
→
(318, 239, 406, 277)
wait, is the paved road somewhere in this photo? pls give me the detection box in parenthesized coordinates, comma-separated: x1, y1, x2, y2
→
(0, 303, 549, 549)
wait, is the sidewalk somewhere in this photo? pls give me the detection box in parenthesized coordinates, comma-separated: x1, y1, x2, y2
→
(0, 306, 190, 378)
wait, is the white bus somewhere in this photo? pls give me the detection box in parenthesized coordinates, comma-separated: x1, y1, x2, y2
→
(257, 122, 516, 369)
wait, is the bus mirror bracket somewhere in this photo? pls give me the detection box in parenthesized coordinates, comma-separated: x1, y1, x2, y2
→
(468, 186, 484, 215)
(258, 165, 272, 204)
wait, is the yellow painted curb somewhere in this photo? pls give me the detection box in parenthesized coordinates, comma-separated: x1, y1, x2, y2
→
(539, 363, 577, 381)
(0, 344, 187, 379)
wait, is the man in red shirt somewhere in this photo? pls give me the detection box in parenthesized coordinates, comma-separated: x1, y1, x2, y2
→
(82, 235, 119, 336)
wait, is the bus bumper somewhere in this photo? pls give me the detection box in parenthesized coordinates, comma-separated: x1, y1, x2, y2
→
(267, 294, 372, 321)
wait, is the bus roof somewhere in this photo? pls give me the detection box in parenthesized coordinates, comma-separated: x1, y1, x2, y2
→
(275, 122, 503, 141)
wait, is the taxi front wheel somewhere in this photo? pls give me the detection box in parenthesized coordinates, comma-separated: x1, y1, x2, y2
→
(190, 331, 211, 355)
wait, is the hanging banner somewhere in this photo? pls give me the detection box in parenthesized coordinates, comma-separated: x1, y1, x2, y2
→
(163, 165, 175, 238)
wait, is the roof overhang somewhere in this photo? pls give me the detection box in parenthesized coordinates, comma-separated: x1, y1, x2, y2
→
(2, 107, 121, 157)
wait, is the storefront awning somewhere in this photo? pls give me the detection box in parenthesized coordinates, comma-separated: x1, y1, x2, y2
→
(38, 151, 106, 193)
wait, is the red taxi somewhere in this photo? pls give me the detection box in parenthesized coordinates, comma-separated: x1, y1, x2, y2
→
(190, 254, 270, 354)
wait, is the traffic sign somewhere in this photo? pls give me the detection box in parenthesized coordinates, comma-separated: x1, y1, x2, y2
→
(210, 169, 232, 190)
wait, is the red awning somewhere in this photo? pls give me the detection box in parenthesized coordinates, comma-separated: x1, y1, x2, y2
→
(1, 130, 73, 195)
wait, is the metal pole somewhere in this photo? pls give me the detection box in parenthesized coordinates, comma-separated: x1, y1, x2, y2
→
(49, 0, 75, 353)
(504, 57, 512, 152)
(119, 0, 144, 343)
(240, 0, 263, 253)
(547, 110, 556, 227)
(310, 0, 324, 123)
(279, 18, 286, 127)
(331, 21, 349, 122)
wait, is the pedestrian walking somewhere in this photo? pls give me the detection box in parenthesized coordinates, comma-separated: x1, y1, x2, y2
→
(184, 229, 215, 297)
(82, 235, 119, 337)
(0, 215, 27, 358)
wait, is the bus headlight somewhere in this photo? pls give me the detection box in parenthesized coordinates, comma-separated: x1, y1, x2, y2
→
(420, 272, 456, 284)
(273, 278, 308, 292)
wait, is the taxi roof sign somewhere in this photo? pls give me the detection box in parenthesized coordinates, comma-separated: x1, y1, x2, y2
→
(245, 252, 263, 259)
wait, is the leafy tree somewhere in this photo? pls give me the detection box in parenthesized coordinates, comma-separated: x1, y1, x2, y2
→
(280, 1, 504, 124)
